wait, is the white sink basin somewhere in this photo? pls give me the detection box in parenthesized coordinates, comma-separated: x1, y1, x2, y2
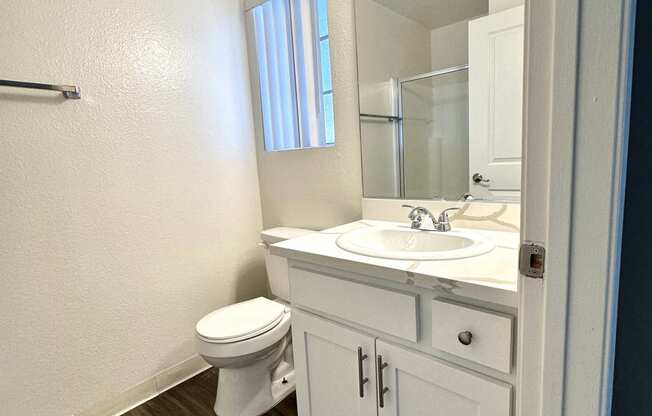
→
(336, 226, 495, 261)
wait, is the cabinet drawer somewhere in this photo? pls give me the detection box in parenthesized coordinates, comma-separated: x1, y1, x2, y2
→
(431, 298, 513, 373)
(290, 267, 418, 342)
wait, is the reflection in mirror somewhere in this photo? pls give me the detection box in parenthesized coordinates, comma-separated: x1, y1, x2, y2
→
(402, 67, 469, 200)
(355, 0, 524, 202)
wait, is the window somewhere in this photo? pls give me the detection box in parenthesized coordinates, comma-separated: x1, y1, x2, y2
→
(316, 0, 334, 145)
(247, 0, 335, 151)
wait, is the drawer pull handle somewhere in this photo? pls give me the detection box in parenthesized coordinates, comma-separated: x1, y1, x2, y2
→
(458, 331, 473, 346)
(377, 355, 390, 408)
(357, 347, 369, 398)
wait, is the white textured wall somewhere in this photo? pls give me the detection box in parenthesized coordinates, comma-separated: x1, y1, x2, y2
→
(356, 0, 431, 113)
(252, 0, 363, 230)
(489, 0, 524, 14)
(430, 20, 470, 69)
(0, 1, 265, 415)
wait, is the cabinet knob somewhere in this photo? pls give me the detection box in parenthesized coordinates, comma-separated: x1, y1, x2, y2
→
(457, 331, 473, 346)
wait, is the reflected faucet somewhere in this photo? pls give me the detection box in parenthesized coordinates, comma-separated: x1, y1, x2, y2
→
(458, 192, 493, 202)
(459, 192, 474, 201)
(402, 205, 461, 232)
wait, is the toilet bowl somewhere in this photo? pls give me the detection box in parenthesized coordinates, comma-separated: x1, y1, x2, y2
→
(196, 297, 294, 416)
(195, 227, 314, 416)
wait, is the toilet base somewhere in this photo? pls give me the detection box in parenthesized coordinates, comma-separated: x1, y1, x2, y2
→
(214, 358, 295, 416)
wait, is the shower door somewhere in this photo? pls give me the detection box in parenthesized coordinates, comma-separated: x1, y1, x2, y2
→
(399, 67, 469, 200)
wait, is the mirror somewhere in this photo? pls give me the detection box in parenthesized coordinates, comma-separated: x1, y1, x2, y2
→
(355, 0, 524, 202)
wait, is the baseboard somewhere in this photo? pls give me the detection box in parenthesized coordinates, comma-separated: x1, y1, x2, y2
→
(76, 355, 211, 416)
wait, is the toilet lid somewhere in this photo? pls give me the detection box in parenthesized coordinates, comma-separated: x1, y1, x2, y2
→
(195, 297, 286, 343)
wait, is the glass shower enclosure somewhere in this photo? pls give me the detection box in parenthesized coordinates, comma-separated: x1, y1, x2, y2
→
(399, 65, 469, 200)
(359, 65, 470, 200)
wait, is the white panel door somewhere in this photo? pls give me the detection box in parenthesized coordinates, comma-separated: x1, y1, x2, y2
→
(292, 309, 377, 416)
(468, 6, 524, 198)
(376, 340, 512, 416)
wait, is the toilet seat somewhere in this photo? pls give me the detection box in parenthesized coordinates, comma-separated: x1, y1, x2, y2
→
(196, 297, 286, 343)
(196, 297, 291, 359)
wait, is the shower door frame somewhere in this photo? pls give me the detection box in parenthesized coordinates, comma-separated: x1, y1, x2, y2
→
(396, 64, 469, 199)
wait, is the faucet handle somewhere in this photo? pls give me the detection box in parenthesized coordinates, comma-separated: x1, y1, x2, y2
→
(437, 207, 461, 232)
(438, 207, 461, 221)
(401, 204, 417, 219)
(402, 205, 423, 229)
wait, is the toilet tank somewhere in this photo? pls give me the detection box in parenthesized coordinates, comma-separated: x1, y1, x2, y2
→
(260, 227, 315, 301)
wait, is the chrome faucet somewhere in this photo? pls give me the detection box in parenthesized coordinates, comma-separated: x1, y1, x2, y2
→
(402, 205, 461, 232)
(402, 205, 438, 230)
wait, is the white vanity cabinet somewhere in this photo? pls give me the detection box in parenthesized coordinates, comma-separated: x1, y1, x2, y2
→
(289, 265, 515, 416)
(292, 308, 512, 416)
(292, 309, 378, 416)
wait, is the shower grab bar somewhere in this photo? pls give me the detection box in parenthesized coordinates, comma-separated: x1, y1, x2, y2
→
(360, 113, 402, 122)
(0, 79, 81, 99)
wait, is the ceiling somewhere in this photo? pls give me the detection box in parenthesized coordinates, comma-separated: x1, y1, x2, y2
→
(371, 0, 488, 30)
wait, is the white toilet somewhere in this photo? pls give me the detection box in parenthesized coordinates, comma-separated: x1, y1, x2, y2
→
(195, 227, 314, 416)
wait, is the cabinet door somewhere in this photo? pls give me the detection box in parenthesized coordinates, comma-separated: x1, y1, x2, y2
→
(376, 340, 512, 416)
(468, 5, 524, 199)
(292, 309, 377, 416)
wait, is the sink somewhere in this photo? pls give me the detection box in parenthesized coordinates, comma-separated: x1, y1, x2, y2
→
(336, 225, 495, 261)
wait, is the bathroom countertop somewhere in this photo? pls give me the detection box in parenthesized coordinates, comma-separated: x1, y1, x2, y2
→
(270, 220, 520, 307)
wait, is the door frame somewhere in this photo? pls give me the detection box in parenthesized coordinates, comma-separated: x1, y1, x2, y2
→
(518, 0, 636, 415)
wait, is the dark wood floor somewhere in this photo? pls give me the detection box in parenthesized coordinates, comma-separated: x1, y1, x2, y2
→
(124, 368, 297, 416)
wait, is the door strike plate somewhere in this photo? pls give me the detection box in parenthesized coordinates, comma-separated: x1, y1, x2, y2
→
(519, 242, 545, 279)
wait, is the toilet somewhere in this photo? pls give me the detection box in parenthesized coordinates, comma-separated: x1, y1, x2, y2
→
(195, 227, 314, 416)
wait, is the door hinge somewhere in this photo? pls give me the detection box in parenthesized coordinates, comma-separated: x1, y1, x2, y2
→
(519, 242, 545, 279)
